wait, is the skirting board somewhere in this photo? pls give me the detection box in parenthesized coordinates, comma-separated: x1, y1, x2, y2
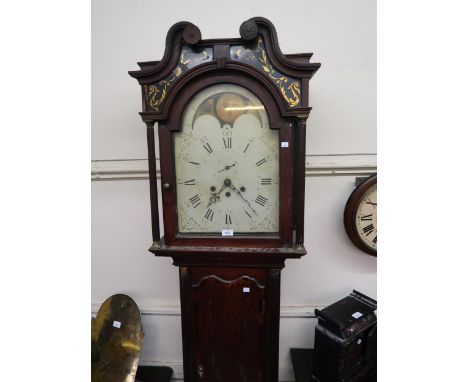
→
(91, 153, 376, 180)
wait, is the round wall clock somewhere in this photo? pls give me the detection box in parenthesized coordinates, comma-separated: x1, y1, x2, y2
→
(344, 175, 377, 256)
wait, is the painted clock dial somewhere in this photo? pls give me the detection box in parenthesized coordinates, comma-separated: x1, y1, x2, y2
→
(174, 84, 279, 234)
(344, 175, 377, 256)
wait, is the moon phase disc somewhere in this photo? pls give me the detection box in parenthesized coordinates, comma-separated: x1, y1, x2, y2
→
(215, 93, 244, 123)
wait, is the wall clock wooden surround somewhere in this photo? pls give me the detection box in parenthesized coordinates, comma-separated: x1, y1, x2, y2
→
(129, 18, 320, 382)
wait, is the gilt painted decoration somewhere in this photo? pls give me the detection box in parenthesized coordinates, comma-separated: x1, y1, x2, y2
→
(231, 37, 301, 107)
(144, 46, 213, 112)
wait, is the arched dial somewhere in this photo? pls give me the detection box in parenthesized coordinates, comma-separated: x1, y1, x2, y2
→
(174, 84, 279, 234)
(355, 185, 377, 250)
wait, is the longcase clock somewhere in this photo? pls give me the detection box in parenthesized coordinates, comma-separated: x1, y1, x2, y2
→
(129, 17, 320, 382)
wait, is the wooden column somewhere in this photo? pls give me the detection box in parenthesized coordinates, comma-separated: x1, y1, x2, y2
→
(145, 120, 160, 243)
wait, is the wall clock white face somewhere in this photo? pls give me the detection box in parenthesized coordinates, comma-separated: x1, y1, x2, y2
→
(355, 185, 377, 250)
(174, 84, 279, 234)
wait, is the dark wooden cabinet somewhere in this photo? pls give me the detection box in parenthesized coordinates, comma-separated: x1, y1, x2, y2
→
(313, 291, 377, 382)
(129, 17, 320, 382)
(174, 256, 285, 382)
(188, 267, 267, 381)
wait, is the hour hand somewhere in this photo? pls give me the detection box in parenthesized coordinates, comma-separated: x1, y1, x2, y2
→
(206, 194, 218, 208)
(217, 163, 236, 173)
(206, 184, 226, 207)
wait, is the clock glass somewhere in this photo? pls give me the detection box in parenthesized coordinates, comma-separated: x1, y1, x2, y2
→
(355, 184, 377, 250)
(174, 84, 280, 234)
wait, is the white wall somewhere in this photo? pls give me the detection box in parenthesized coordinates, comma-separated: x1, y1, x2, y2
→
(92, 1, 376, 380)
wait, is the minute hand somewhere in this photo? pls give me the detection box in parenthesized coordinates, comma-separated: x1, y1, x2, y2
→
(229, 184, 258, 215)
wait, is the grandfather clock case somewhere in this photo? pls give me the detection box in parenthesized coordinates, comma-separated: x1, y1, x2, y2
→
(129, 18, 320, 382)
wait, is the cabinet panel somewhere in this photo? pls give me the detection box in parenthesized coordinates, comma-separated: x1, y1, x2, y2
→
(190, 268, 266, 382)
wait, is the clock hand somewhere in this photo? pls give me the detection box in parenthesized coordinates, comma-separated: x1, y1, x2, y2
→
(366, 201, 377, 207)
(207, 183, 227, 207)
(217, 163, 236, 173)
(229, 183, 258, 216)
